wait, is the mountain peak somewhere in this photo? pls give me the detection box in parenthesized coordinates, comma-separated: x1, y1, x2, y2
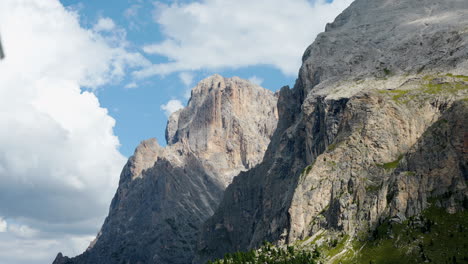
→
(166, 75, 278, 185)
(56, 75, 279, 264)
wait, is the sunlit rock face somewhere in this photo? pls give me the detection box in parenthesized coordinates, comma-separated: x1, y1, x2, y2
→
(195, 0, 468, 262)
(53, 75, 278, 264)
(55, 0, 468, 263)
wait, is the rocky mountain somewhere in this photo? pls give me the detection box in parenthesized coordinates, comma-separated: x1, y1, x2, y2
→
(53, 75, 278, 264)
(55, 0, 468, 263)
(195, 0, 468, 262)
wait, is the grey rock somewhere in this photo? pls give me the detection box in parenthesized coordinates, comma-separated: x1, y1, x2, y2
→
(54, 75, 278, 264)
(300, 0, 468, 95)
(166, 74, 279, 187)
(55, 0, 468, 263)
(195, 0, 468, 262)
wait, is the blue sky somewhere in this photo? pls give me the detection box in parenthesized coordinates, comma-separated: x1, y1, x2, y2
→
(60, 0, 298, 157)
(0, 0, 353, 263)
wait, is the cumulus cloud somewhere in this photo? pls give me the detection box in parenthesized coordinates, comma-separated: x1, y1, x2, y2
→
(93, 17, 116, 32)
(248, 76, 264, 86)
(161, 99, 184, 117)
(134, 0, 353, 78)
(0, 0, 147, 262)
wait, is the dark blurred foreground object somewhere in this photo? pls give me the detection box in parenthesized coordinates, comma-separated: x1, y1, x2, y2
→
(0, 36, 4, 59)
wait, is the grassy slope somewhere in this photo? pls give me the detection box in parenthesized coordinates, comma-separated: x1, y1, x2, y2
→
(206, 75, 468, 264)
(334, 206, 468, 264)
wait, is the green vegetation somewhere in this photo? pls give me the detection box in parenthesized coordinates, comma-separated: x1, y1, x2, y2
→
(378, 89, 409, 100)
(303, 164, 314, 175)
(208, 203, 468, 264)
(309, 232, 325, 245)
(365, 183, 381, 193)
(445, 73, 468, 81)
(326, 235, 350, 258)
(422, 80, 467, 94)
(327, 143, 337, 152)
(377, 155, 403, 170)
(403, 171, 416, 176)
(293, 236, 312, 246)
(207, 243, 320, 264)
(300, 162, 315, 182)
(336, 205, 468, 264)
(377, 74, 468, 103)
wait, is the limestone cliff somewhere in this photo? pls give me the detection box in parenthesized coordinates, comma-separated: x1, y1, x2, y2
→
(195, 0, 468, 262)
(54, 0, 468, 263)
(53, 75, 278, 264)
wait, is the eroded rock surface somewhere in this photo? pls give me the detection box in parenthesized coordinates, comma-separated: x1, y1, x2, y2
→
(53, 75, 278, 264)
(195, 0, 468, 262)
(54, 0, 468, 263)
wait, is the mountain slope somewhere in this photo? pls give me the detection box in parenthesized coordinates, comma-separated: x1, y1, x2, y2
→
(53, 75, 278, 264)
(195, 0, 468, 262)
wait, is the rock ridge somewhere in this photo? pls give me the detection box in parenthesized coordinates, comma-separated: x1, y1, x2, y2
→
(195, 0, 468, 262)
(53, 75, 278, 264)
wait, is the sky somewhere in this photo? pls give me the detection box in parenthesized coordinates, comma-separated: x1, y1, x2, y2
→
(0, 0, 353, 263)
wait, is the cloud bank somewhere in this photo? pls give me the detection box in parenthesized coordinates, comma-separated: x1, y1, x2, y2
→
(0, 1, 147, 263)
(135, 0, 353, 78)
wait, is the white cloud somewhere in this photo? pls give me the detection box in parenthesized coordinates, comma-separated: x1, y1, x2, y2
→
(134, 0, 353, 78)
(0, 0, 147, 262)
(179, 72, 194, 87)
(161, 99, 184, 117)
(93, 17, 116, 32)
(0, 218, 7, 232)
(8, 224, 39, 239)
(0, 233, 95, 264)
(124, 82, 138, 89)
(248, 75, 264, 86)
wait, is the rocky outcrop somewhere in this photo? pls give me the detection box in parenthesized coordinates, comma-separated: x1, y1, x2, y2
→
(195, 0, 468, 262)
(299, 0, 468, 96)
(53, 75, 278, 264)
(54, 0, 468, 263)
(287, 88, 467, 243)
(166, 74, 279, 186)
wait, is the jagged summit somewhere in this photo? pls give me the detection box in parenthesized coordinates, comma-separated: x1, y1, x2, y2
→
(196, 0, 468, 262)
(165, 74, 278, 186)
(53, 75, 278, 264)
(123, 138, 162, 181)
(55, 0, 468, 263)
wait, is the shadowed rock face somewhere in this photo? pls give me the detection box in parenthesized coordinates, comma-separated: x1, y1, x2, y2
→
(53, 75, 278, 264)
(55, 0, 468, 263)
(195, 0, 468, 262)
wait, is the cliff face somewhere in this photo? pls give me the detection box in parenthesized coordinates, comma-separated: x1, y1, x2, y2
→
(54, 0, 468, 263)
(195, 0, 468, 262)
(53, 76, 278, 264)
(166, 74, 279, 187)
